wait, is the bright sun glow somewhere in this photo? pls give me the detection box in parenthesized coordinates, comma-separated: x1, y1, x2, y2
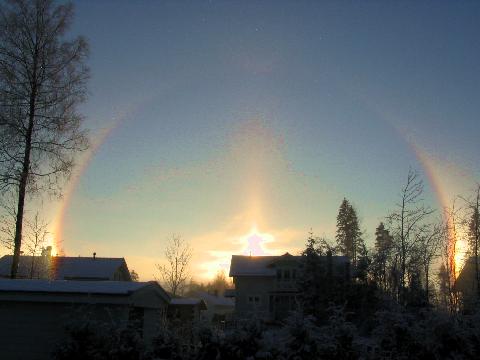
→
(454, 237, 468, 277)
(199, 225, 277, 280)
(45, 233, 58, 256)
(241, 225, 275, 256)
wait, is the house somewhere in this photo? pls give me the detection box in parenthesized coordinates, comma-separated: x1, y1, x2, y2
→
(193, 291, 234, 324)
(229, 252, 350, 321)
(0, 249, 131, 281)
(168, 297, 207, 323)
(455, 257, 480, 310)
(0, 279, 170, 360)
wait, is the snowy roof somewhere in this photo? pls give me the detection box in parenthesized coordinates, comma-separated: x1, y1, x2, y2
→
(229, 253, 301, 277)
(196, 291, 234, 307)
(0, 255, 130, 280)
(229, 253, 350, 277)
(229, 256, 281, 277)
(171, 297, 203, 305)
(170, 297, 207, 310)
(0, 279, 153, 295)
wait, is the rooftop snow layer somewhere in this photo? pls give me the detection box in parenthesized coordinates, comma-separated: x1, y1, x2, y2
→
(196, 291, 234, 307)
(171, 298, 204, 305)
(0, 255, 128, 280)
(0, 279, 152, 295)
(229, 253, 350, 277)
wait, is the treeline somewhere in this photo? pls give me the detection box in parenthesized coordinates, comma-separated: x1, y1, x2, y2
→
(184, 270, 233, 297)
(320, 169, 480, 313)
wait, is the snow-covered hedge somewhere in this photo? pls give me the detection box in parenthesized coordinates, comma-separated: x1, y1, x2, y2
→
(53, 307, 480, 360)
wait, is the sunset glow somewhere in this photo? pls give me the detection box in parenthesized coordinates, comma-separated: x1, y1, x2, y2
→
(453, 233, 469, 278)
(197, 226, 279, 280)
(241, 226, 274, 256)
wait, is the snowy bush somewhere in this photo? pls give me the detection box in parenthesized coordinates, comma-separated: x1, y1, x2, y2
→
(280, 310, 324, 359)
(52, 321, 146, 360)
(148, 325, 183, 360)
(368, 307, 480, 359)
(194, 318, 265, 360)
(52, 305, 480, 360)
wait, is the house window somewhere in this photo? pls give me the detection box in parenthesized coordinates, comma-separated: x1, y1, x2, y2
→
(276, 269, 282, 280)
(248, 295, 261, 305)
(284, 269, 290, 281)
(292, 269, 297, 279)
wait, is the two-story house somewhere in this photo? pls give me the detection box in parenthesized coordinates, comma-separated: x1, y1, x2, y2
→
(229, 252, 350, 321)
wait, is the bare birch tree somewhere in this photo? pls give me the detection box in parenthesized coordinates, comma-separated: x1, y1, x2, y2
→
(0, 192, 17, 252)
(0, 0, 89, 278)
(156, 235, 192, 296)
(416, 221, 442, 305)
(387, 169, 433, 303)
(24, 212, 49, 278)
(439, 200, 461, 313)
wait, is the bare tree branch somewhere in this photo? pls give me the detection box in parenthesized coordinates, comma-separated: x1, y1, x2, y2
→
(156, 235, 192, 296)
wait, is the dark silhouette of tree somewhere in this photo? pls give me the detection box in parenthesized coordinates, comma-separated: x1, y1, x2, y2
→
(387, 169, 433, 303)
(416, 221, 442, 305)
(335, 198, 364, 267)
(130, 269, 139, 282)
(0, 0, 89, 278)
(0, 197, 51, 278)
(207, 270, 231, 296)
(466, 186, 480, 299)
(156, 235, 192, 296)
(439, 202, 460, 313)
(185, 270, 233, 297)
(437, 263, 451, 310)
(298, 233, 353, 320)
(297, 232, 323, 317)
(0, 193, 17, 252)
(25, 211, 49, 278)
(372, 222, 394, 291)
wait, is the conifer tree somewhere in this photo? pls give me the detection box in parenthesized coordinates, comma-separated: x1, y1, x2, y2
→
(373, 222, 393, 291)
(298, 232, 321, 316)
(335, 198, 364, 266)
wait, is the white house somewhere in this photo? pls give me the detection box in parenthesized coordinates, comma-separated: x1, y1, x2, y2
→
(229, 252, 350, 321)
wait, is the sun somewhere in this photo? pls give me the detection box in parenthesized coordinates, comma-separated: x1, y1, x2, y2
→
(198, 225, 277, 281)
(241, 225, 275, 256)
(454, 237, 468, 277)
(45, 232, 58, 256)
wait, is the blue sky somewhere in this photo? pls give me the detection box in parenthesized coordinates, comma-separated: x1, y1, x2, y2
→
(36, 1, 480, 280)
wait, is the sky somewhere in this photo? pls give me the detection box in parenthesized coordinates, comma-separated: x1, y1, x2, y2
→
(14, 1, 480, 281)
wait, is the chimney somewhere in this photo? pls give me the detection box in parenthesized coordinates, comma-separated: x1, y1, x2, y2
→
(93, 252, 96, 260)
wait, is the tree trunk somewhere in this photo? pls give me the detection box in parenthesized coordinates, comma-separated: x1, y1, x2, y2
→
(10, 48, 37, 279)
(425, 264, 429, 305)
